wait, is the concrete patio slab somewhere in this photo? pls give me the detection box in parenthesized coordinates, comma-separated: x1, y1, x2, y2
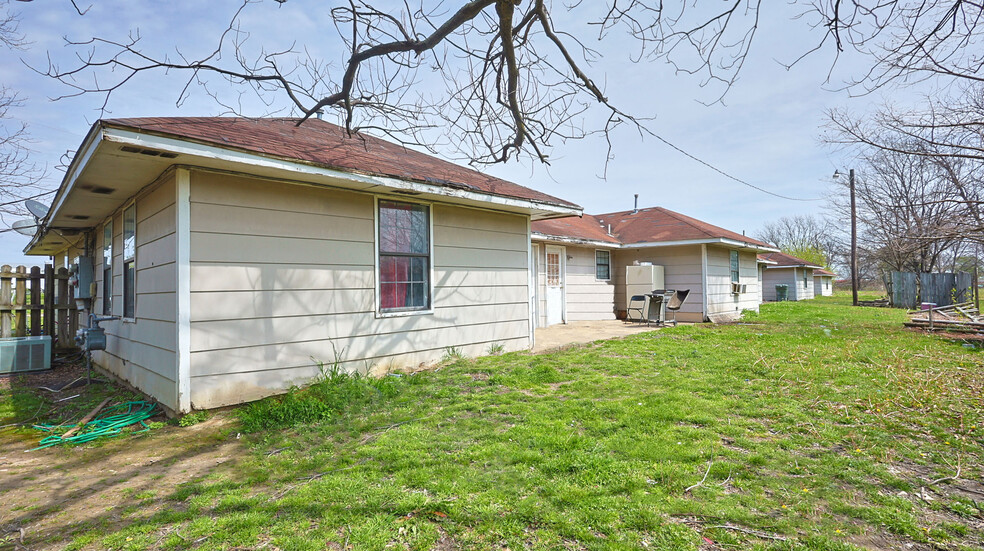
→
(533, 320, 662, 353)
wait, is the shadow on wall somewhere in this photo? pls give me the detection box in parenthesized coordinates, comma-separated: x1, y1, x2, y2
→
(186, 263, 527, 408)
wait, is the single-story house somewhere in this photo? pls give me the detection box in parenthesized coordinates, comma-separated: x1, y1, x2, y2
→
(814, 268, 836, 296)
(531, 208, 778, 324)
(758, 252, 823, 301)
(756, 255, 778, 303)
(24, 117, 581, 413)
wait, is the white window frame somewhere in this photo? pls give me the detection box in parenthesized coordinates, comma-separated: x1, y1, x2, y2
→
(373, 196, 435, 318)
(102, 219, 113, 315)
(122, 201, 137, 321)
(595, 249, 611, 281)
(730, 250, 740, 284)
(803, 268, 810, 289)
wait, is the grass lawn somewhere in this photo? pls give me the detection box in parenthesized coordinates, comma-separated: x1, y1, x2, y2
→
(3, 294, 983, 550)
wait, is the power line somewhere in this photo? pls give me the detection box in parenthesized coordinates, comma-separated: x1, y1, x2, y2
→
(651, 133, 822, 202)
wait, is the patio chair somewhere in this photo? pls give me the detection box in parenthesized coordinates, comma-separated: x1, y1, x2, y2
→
(626, 295, 647, 323)
(664, 289, 691, 326)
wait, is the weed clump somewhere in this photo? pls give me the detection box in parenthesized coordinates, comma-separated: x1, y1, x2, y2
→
(236, 360, 403, 431)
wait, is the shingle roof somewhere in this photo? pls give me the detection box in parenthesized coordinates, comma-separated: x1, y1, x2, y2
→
(101, 117, 579, 209)
(758, 252, 824, 268)
(532, 206, 771, 248)
(529, 214, 621, 244)
(814, 268, 836, 276)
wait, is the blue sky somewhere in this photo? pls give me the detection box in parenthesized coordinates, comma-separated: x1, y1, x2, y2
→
(0, 1, 921, 265)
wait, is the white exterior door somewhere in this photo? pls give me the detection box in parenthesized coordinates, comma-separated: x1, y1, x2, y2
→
(545, 246, 565, 325)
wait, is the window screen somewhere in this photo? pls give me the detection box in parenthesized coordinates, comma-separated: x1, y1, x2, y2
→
(378, 200, 430, 312)
(123, 204, 136, 319)
(730, 250, 740, 284)
(595, 250, 610, 280)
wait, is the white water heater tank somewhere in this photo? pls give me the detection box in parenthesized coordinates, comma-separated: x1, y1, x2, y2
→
(625, 264, 665, 308)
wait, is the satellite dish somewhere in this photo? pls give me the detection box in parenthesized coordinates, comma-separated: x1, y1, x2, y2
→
(25, 199, 49, 219)
(12, 219, 38, 236)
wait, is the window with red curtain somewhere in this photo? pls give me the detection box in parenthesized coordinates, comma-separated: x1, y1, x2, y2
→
(378, 200, 430, 312)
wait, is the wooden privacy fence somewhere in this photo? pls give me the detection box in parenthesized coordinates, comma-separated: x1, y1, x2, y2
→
(888, 271, 974, 309)
(0, 264, 78, 347)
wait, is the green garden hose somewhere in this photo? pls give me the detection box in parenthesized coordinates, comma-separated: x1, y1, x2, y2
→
(32, 400, 159, 450)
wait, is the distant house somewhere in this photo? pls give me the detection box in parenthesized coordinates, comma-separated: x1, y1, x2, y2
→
(531, 208, 778, 324)
(24, 117, 581, 413)
(814, 269, 836, 297)
(758, 252, 824, 301)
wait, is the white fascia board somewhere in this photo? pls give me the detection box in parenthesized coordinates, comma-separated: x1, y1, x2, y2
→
(757, 259, 778, 265)
(102, 127, 581, 217)
(24, 127, 104, 254)
(530, 232, 619, 249)
(767, 264, 823, 270)
(621, 237, 778, 252)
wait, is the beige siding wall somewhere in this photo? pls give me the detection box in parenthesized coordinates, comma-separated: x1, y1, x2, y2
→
(704, 246, 760, 322)
(762, 267, 814, 301)
(187, 171, 530, 409)
(564, 245, 616, 322)
(91, 173, 179, 410)
(533, 244, 546, 327)
(613, 245, 705, 323)
(814, 275, 833, 296)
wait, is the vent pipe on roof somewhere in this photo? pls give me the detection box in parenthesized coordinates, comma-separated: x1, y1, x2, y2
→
(315, 109, 325, 120)
(633, 194, 639, 213)
(607, 224, 612, 235)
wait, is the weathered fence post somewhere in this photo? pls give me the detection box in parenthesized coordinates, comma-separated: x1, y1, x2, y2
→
(43, 264, 54, 339)
(0, 265, 11, 338)
(29, 266, 40, 336)
(14, 265, 26, 337)
(56, 267, 69, 346)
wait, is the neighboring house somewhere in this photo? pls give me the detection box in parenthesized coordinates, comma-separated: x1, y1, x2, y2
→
(24, 117, 581, 413)
(758, 252, 823, 301)
(814, 269, 836, 296)
(531, 208, 778, 324)
(757, 255, 778, 303)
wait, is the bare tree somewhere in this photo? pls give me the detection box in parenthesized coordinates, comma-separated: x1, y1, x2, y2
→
(828, 83, 984, 165)
(31, 1, 984, 166)
(756, 215, 841, 267)
(0, 0, 48, 228)
(830, 142, 971, 275)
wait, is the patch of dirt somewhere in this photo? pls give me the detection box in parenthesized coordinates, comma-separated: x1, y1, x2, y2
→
(1, 395, 244, 550)
(844, 532, 932, 551)
(467, 372, 490, 381)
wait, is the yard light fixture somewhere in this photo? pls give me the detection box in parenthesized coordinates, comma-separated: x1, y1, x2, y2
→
(833, 169, 858, 307)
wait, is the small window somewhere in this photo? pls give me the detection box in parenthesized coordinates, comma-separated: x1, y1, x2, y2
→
(123, 204, 136, 319)
(595, 250, 611, 280)
(102, 221, 113, 315)
(730, 250, 740, 284)
(378, 200, 430, 312)
(546, 251, 561, 286)
(803, 269, 809, 289)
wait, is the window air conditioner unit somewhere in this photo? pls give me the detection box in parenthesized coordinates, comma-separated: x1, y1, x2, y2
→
(0, 335, 52, 374)
(731, 283, 746, 295)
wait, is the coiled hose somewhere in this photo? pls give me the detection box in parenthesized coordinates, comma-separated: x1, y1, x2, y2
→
(32, 400, 159, 450)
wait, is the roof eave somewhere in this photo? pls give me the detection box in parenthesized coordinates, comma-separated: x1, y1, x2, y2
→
(100, 123, 582, 217)
(24, 122, 106, 255)
(531, 232, 620, 248)
(621, 237, 778, 252)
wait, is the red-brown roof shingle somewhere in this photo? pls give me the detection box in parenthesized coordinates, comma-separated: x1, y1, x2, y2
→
(533, 206, 771, 248)
(101, 117, 579, 209)
(529, 214, 620, 244)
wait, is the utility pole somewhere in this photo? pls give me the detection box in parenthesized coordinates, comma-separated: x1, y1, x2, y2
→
(850, 168, 858, 306)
